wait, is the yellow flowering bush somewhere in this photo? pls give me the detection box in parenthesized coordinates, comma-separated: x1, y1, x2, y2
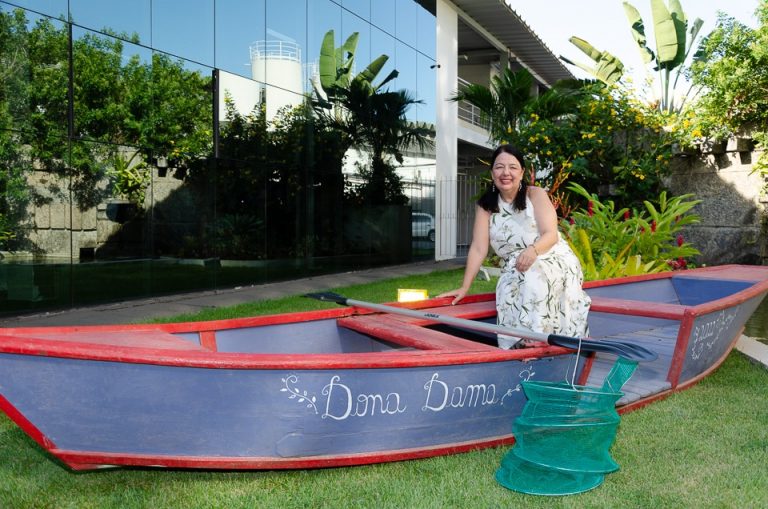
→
(510, 83, 676, 209)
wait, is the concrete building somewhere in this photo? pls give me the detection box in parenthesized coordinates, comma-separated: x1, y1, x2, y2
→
(0, 0, 572, 315)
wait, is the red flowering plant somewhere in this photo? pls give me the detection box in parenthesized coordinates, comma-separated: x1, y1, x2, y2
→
(561, 183, 701, 280)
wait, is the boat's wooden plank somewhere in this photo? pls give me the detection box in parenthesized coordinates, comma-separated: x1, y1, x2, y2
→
(589, 296, 686, 319)
(617, 380, 672, 405)
(3, 330, 206, 351)
(337, 314, 499, 351)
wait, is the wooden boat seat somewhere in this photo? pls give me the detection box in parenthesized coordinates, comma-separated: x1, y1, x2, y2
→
(337, 313, 499, 351)
(2, 329, 207, 351)
(589, 296, 687, 319)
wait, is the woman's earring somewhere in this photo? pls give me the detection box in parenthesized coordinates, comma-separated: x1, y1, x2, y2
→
(518, 182, 523, 192)
(492, 182, 496, 192)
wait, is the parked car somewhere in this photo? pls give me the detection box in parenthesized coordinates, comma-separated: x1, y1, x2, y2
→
(411, 212, 435, 242)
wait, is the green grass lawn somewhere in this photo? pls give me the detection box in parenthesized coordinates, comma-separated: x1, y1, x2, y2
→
(1, 270, 766, 508)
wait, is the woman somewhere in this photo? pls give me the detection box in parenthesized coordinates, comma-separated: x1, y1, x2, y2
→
(439, 144, 590, 348)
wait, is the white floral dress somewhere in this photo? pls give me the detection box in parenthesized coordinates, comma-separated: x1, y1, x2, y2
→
(490, 195, 591, 349)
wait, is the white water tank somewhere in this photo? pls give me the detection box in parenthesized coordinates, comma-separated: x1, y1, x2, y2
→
(250, 40, 304, 120)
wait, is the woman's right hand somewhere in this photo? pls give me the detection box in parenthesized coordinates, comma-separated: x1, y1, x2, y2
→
(437, 288, 468, 305)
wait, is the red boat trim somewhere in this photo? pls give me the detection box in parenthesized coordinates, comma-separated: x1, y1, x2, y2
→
(51, 435, 517, 471)
(589, 297, 686, 319)
(577, 354, 595, 385)
(0, 393, 56, 451)
(0, 333, 571, 369)
(667, 309, 697, 386)
(199, 330, 217, 351)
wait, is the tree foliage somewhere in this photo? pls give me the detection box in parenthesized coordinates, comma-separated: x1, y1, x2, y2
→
(0, 7, 213, 250)
(689, 2, 768, 183)
(312, 30, 433, 206)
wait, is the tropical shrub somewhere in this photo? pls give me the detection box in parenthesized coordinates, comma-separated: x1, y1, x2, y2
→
(109, 151, 150, 205)
(516, 83, 676, 210)
(562, 183, 701, 280)
(689, 4, 768, 186)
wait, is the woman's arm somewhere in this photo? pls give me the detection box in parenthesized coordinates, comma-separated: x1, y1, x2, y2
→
(528, 186, 559, 253)
(438, 205, 490, 304)
(515, 186, 559, 272)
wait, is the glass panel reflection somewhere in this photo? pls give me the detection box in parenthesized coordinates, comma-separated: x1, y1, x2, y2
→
(215, 0, 265, 79)
(370, 26, 396, 91)
(342, 0, 369, 21)
(152, 0, 214, 65)
(396, 41, 418, 120)
(417, 52, 436, 126)
(2, 9, 68, 138)
(6, 0, 66, 19)
(72, 27, 152, 146)
(395, 0, 418, 48)
(308, 0, 340, 93)
(149, 53, 213, 173)
(265, 0, 306, 92)
(370, 0, 394, 35)
(416, 0, 435, 59)
(341, 8, 370, 66)
(69, 0, 151, 44)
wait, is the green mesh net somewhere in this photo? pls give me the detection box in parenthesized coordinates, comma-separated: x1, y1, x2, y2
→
(496, 451, 605, 496)
(496, 357, 639, 496)
(512, 417, 621, 473)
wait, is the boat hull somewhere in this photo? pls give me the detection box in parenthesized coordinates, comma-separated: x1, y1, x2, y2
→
(0, 352, 580, 469)
(0, 264, 766, 470)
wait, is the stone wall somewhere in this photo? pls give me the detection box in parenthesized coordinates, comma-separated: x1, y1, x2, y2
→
(665, 140, 766, 266)
(19, 167, 189, 260)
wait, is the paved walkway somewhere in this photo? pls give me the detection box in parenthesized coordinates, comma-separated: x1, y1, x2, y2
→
(0, 259, 466, 327)
(736, 336, 768, 371)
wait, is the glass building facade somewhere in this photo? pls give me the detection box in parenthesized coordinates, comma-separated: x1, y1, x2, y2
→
(0, 0, 437, 316)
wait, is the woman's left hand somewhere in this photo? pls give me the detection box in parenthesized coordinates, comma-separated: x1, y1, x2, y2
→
(515, 245, 538, 273)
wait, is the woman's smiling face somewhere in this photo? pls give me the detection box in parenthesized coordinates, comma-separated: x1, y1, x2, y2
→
(491, 151, 524, 194)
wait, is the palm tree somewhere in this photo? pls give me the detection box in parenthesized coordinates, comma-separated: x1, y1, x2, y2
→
(451, 67, 585, 146)
(312, 30, 433, 205)
(340, 82, 433, 205)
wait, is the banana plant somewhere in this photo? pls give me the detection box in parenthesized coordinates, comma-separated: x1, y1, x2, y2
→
(623, 0, 704, 112)
(560, 37, 625, 85)
(312, 30, 398, 110)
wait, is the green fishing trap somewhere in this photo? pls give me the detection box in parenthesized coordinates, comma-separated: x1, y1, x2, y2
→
(496, 357, 638, 496)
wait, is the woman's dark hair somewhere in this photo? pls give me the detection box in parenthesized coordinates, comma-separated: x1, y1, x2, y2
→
(477, 144, 527, 213)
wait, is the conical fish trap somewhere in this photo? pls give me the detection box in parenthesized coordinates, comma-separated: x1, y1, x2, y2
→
(496, 358, 638, 496)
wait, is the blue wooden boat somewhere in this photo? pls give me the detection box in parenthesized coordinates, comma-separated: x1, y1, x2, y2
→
(0, 264, 766, 471)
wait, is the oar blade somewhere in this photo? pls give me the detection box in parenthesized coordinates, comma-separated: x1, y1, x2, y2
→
(548, 334, 658, 362)
(304, 292, 349, 305)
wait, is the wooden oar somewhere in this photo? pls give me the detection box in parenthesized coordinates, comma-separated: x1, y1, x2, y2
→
(305, 292, 658, 362)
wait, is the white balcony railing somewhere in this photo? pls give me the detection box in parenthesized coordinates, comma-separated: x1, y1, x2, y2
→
(456, 77, 490, 130)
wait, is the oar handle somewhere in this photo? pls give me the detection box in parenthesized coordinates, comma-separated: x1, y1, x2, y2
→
(346, 297, 552, 342)
(305, 292, 658, 362)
